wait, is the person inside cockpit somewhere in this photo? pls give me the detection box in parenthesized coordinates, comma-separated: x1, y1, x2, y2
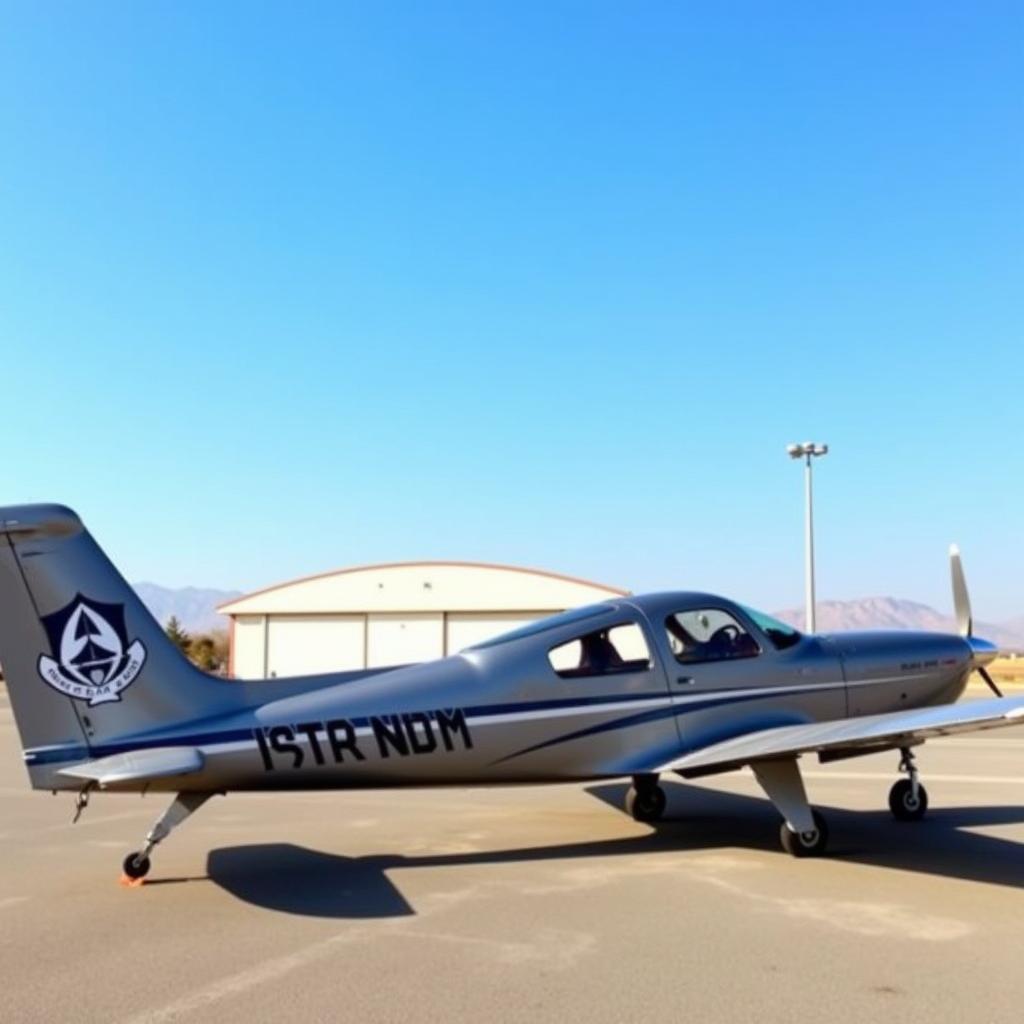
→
(578, 630, 624, 674)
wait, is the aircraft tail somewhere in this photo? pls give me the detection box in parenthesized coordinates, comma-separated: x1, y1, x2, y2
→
(0, 504, 254, 786)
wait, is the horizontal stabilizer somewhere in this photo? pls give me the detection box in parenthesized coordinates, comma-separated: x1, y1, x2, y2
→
(58, 747, 204, 788)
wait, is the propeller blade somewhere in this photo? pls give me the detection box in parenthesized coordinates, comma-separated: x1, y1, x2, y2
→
(950, 543, 972, 637)
(978, 665, 1003, 699)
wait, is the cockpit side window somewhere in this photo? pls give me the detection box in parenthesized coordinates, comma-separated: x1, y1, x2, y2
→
(548, 623, 652, 679)
(665, 608, 760, 665)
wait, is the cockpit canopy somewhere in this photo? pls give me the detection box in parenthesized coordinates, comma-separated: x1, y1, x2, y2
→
(468, 597, 803, 673)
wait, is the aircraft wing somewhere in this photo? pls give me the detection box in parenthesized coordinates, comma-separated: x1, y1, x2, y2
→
(655, 695, 1024, 776)
(58, 747, 204, 788)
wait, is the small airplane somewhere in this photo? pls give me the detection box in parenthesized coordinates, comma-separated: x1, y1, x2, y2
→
(0, 503, 1019, 882)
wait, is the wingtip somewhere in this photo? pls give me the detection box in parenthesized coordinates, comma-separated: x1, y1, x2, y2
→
(949, 543, 961, 557)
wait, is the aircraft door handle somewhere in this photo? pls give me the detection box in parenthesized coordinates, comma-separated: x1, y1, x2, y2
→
(676, 676, 695, 686)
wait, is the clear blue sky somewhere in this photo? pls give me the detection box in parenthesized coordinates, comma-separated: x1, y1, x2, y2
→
(1, 2, 1021, 619)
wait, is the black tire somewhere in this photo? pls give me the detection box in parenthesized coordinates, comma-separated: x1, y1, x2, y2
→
(122, 852, 151, 880)
(625, 784, 667, 823)
(889, 779, 928, 821)
(779, 810, 829, 857)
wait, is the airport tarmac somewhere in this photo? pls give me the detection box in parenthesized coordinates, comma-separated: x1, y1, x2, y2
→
(2, 686, 1024, 1024)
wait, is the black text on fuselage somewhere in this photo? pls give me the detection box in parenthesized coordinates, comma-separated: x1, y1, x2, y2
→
(253, 707, 473, 772)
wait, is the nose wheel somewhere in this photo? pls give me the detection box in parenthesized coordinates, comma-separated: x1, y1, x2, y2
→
(889, 778, 928, 820)
(889, 748, 928, 821)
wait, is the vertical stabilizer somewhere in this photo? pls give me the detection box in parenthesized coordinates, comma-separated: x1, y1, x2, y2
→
(0, 505, 251, 786)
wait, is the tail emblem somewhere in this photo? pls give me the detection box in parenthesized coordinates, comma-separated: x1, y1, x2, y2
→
(37, 595, 147, 705)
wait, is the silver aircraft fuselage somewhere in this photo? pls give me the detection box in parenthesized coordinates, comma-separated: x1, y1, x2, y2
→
(26, 592, 973, 794)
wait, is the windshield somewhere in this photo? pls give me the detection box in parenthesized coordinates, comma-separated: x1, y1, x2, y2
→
(740, 605, 802, 651)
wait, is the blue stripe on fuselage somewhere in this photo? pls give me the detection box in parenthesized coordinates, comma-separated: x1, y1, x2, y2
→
(23, 683, 843, 768)
(488, 683, 844, 764)
(23, 689, 672, 766)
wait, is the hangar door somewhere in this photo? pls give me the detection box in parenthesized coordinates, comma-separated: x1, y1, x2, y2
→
(232, 616, 266, 679)
(445, 612, 551, 654)
(266, 615, 365, 677)
(367, 613, 444, 668)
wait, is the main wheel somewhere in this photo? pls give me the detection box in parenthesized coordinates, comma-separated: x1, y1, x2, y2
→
(779, 810, 829, 857)
(625, 784, 667, 823)
(889, 779, 928, 821)
(122, 852, 151, 880)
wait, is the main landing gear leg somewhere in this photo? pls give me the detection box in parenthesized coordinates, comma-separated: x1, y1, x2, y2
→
(121, 792, 215, 885)
(625, 773, 667, 823)
(752, 758, 829, 857)
(889, 747, 928, 821)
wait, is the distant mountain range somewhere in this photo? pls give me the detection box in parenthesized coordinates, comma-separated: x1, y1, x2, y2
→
(772, 597, 1024, 651)
(133, 583, 241, 634)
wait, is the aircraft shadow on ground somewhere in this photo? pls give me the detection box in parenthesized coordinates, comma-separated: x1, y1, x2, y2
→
(205, 844, 416, 918)
(197, 781, 1024, 917)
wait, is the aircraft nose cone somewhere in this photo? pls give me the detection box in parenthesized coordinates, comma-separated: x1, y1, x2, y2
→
(967, 635, 999, 667)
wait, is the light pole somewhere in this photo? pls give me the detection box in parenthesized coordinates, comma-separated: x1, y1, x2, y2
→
(786, 442, 828, 633)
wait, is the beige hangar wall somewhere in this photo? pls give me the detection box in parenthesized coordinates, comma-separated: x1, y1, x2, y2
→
(220, 562, 628, 679)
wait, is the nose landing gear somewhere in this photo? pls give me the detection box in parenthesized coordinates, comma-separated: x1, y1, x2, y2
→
(889, 748, 928, 821)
